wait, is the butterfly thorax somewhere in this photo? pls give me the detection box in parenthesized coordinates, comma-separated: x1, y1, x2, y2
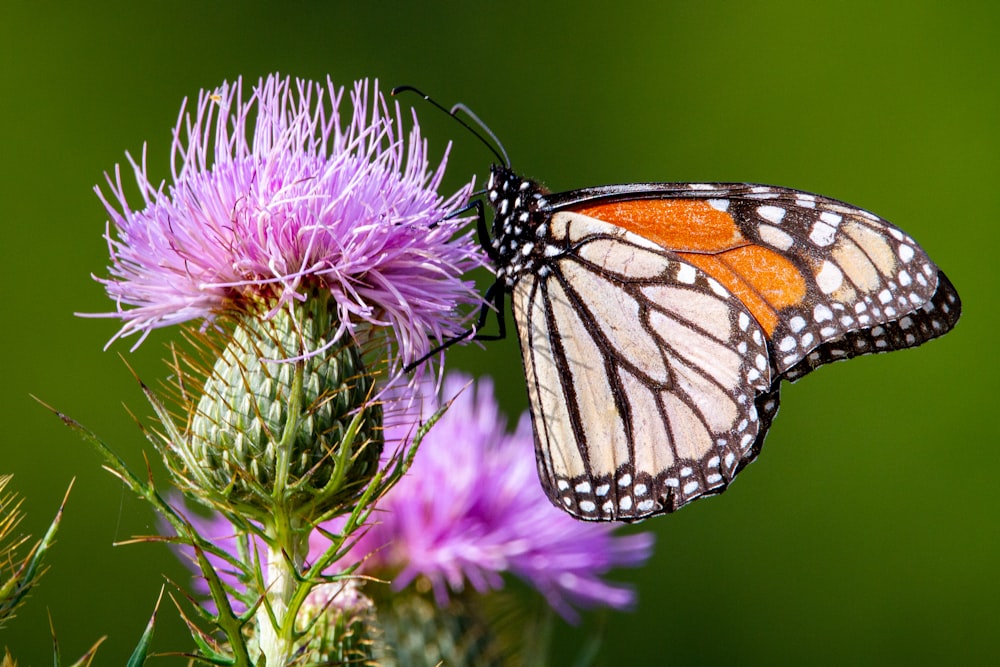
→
(487, 165, 559, 289)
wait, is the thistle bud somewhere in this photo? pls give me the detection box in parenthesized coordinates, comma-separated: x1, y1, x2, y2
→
(174, 295, 383, 521)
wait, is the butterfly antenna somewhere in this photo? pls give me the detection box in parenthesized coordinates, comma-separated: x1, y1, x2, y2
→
(391, 85, 510, 167)
(449, 102, 510, 167)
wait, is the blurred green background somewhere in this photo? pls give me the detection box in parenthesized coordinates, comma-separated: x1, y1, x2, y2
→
(2, 1, 996, 664)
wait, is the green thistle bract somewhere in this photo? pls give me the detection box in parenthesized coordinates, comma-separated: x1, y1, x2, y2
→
(175, 295, 383, 521)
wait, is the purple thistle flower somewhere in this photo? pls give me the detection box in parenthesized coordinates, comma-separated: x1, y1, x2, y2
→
(90, 74, 483, 369)
(344, 373, 654, 622)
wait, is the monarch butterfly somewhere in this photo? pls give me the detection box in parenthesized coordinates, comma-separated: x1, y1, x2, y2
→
(482, 162, 961, 522)
(395, 89, 962, 522)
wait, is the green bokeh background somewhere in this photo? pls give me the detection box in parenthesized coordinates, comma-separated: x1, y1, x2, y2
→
(2, 2, 996, 664)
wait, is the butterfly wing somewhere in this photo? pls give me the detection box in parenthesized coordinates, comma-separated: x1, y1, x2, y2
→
(491, 167, 960, 522)
(512, 211, 778, 521)
(567, 184, 961, 382)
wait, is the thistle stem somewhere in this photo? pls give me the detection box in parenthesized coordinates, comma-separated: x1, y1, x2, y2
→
(258, 514, 305, 666)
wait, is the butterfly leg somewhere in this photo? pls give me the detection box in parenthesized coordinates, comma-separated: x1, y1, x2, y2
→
(404, 278, 508, 372)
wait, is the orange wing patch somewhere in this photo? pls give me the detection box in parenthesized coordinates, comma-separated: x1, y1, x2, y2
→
(574, 199, 808, 336)
(574, 200, 745, 253)
(678, 247, 806, 336)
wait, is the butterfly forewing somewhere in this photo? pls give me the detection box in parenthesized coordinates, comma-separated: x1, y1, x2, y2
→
(570, 184, 956, 380)
(513, 211, 775, 521)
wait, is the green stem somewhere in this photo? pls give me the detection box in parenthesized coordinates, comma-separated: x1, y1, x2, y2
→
(254, 345, 310, 663)
(258, 514, 306, 666)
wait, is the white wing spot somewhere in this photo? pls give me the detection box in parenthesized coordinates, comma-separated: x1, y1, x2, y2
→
(759, 224, 794, 251)
(789, 316, 806, 332)
(779, 336, 796, 352)
(814, 304, 834, 322)
(757, 205, 786, 223)
(810, 222, 837, 247)
(708, 198, 729, 211)
(677, 263, 697, 284)
(707, 278, 729, 298)
(899, 244, 915, 262)
(816, 261, 844, 294)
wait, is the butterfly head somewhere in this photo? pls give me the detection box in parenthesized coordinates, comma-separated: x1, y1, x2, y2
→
(486, 165, 556, 287)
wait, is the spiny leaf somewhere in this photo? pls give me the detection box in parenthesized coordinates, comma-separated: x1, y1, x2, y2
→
(126, 587, 164, 667)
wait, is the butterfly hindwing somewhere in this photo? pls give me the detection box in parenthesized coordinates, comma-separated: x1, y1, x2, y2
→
(512, 211, 775, 521)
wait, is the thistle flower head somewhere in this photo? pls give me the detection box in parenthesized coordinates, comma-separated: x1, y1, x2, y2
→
(348, 374, 655, 621)
(93, 74, 483, 371)
(168, 295, 384, 520)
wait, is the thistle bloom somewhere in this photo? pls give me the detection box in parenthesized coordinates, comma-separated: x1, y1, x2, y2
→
(178, 374, 654, 623)
(347, 374, 655, 622)
(91, 74, 483, 371)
